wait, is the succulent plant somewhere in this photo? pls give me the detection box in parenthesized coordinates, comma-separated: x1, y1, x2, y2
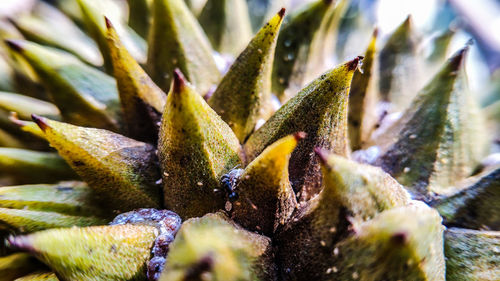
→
(0, 0, 498, 280)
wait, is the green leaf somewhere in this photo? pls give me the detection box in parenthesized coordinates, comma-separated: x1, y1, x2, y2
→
(208, 8, 285, 142)
(11, 2, 103, 66)
(0, 148, 77, 185)
(348, 29, 379, 150)
(32, 115, 162, 212)
(445, 228, 500, 281)
(0, 91, 60, 121)
(126, 0, 152, 39)
(431, 166, 500, 230)
(147, 0, 220, 94)
(158, 70, 242, 219)
(5, 40, 121, 132)
(160, 212, 276, 281)
(246, 57, 361, 200)
(8, 224, 157, 280)
(232, 133, 300, 235)
(271, 0, 336, 102)
(378, 15, 422, 111)
(427, 28, 455, 63)
(105, 18, 166, 143)
(374, 46, 489, 197)
(76, 0, 146, 72)
(198, 0, 253, 56)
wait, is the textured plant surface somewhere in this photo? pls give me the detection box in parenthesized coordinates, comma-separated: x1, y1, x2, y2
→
(0, 0, 498, 280)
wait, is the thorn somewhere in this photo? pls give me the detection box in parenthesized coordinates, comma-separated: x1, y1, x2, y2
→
(104, 16, 113, 29)
(4, 39, 23, 53)
(346, 56, 364, 71)
(172, 68, 186, 94)
(448, 46, 469, 71)
(278, 8, 286, 19)
(293, 131, 307, 141)
(314, 147, 329, 165)
(404, 15, 412, 27)
(31, 114, 48, 132)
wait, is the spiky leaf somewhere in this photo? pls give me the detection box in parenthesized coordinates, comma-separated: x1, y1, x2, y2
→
(208, 8, 285, 142)
(147, 0, 220, 94)
(374, 47, 488, 198)
(105, 18, 166, 143)
(8, 224, 158, 281)
(246, 57, 360, 200)
(5, 40, 121, 131)
(231, 133, 300, 235)
(32, 116, 162, 212)
(160, 212, 276, 281)
(158, 70, 242, 219)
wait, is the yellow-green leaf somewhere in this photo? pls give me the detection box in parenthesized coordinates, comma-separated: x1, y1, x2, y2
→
(160, 212, 276, 281)
(276, 147, 409, 279)
(0, 253, 47, 281)
(5, 40, 121, 132)
(208, 8, 285, 142)
(11, 2, 103, 66)
(76, 0, 146, 72)
(0, 148, 77, 185)
(272, 0, 337, 102)
(246, 57, 360, 200)
(232, 133, 300, 235)
(0, 208, 107, 233)
(8, 224, 157, 281)
(348, 29, 379, 150)
(32, 116, 162, 212)
(106, 18, 166, 143)
(0, 182, 109, 218)
(374, 46, 489, 197)
(334, 203, 445, 281)
(147, 0, 220, 94)
(14, 272, 59, 281)
(198, 0, 252, 56)
(158, 70, 242, 219)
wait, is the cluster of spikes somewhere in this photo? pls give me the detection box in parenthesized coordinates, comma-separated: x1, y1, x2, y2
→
(0, 0, 498, 280)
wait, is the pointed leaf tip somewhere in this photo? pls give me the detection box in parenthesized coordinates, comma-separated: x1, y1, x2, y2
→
(31, 114, 48, 132)
(448, 46, 469, 71)
(278, 7, 286, 18)
(404, 14, 412, 26)
(172, 68, 187, 93)
(4, 39, 23, 52)
(104, 16, 112, 29)
(347, 56, 364, 71)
